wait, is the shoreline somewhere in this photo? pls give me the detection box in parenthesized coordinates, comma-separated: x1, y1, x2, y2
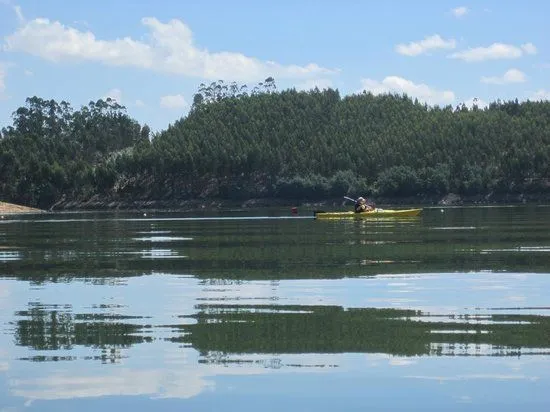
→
(50, 192, 550, 212)
(2, 192, 549, 215)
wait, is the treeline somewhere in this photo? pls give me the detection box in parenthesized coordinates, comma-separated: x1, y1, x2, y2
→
(1, 81, 550, 209)
(0, 97, 148, 208)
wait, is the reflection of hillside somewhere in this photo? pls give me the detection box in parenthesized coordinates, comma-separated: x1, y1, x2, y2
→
(172, 305, 550, 358)
(3, 207, 550, 283)
(14, 307, 151, 351)
(11, 303, 550, 362)
(4, 239, 550, 282)
(3, 210, 550, 281)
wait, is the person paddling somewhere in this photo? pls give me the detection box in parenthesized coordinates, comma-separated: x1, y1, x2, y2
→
(354, 197, 374, 213)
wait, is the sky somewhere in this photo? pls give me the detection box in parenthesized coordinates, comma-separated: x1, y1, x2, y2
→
(0, 0, 549, 132)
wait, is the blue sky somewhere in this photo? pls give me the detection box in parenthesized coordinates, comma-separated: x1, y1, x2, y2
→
(0, 0, 549, 132)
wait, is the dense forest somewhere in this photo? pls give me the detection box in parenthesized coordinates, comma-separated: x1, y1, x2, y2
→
(1, 79, 549, 209)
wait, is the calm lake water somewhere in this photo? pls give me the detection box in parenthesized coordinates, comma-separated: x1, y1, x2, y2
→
(1, 205, 549, 411)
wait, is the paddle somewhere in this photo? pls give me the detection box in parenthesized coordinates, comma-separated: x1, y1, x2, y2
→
(344, 196, 378, 210)
(344, 195, 374, 205)
(316, 197, 357, 217)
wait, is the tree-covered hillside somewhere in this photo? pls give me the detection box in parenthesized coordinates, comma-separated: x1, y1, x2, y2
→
(1, 82, 549, 209)
(0, 97, 146, 208)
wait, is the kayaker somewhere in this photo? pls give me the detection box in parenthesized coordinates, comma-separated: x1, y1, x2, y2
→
(355, 197, 374, 213)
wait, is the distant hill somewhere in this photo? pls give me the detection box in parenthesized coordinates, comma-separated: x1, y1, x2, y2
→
(1, 85, 549, 210)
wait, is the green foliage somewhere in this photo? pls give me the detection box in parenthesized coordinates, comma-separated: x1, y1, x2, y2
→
(328, 170, 364, 197)
(275, 175, 330, 199)
(418, 164, 451, 195)
(0, 97, 141, 207)
(376, 166, 420, 197)
(2, 85, 550, 209)
(273, 171, 371, 200)
(94, 163, 118, 193)
(135, 86, 549, 202)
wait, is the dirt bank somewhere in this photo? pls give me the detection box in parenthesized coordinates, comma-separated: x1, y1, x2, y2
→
(0, 201, 45, 215)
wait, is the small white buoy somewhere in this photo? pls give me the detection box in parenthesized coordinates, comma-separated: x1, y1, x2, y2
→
(143, 212, 147, 217)
(440, 209, 444, 213)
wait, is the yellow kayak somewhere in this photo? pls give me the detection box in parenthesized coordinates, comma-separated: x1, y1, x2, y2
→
(314, 208, 422, 219)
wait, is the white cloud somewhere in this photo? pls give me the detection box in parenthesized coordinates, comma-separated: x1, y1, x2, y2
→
(407, 374, 538, 381)
(4, 18, 154, 66)
(10, 367, 212, 400)
(72, 20, 90, 28)
(396, 34, 456, 56)
(8, 351, 320, 401)
(481, 68, 526, 85)
(135, 99, 145, 107)
(451, 6, 469, 18)
(8, 351, 330, 402)
(13, 4, 24, 23)
(358, 76, 455, 106)
(160, 94, 188, 109)
(24, 69, 33, 76)
(1, 0, 26, 22)
(295, 78, 334, 91)
(521, 42, 537, 55)
(450, 42, 537, 62)
(531, 89, 550, 101)
(3, 17, 337, 82)
(104, 88, 122, 103)
(0, 64, 7, 99)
